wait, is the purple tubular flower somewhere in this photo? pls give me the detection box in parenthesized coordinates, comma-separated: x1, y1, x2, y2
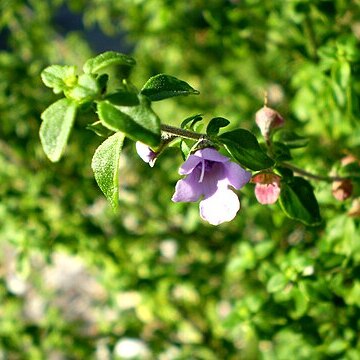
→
(136, 141, 157, 167)
(172, 148, 251, 225)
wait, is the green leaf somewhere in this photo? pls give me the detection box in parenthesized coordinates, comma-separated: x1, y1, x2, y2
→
(267, 273, 287, 293)
(86, 121, 113, 138)
(65, 73, 100, 104)
(273, 142, 292, 162)
(105, 89, 140, 106)
(40, 98, 77, 162)
(219, 129, 274, 170)
(275, 130, 309, 149)
(290, 284, 309, 319)
(180, 114, 203, 129)
(91, 132, 125, 210)
(279, 177, 321, 226)
(206, 117, 230, 136)
(41, 65, 77, 94)
(332, 61, 351, 89)
(83, 51, 136, 76)
(140, 74, 199, 101)
(97, 96, 160, 146)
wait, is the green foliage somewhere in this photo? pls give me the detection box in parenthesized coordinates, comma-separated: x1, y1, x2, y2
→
(219, 129, 275, 170)
(1, 0, 360, 359)
(140, 74, 200, 101)
(40, 98, 77, 162)
(206, 117, 230, 137)
(91, 132, 125, 210)
(279, 177, 321, 226)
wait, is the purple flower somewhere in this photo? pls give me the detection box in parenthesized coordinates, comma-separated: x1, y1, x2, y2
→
(172, 148, 251, 225)
(136, 142, 157, 167)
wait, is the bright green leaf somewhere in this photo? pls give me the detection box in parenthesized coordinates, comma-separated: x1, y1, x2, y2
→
(140, 74, 199, 101)
(40, 98, 77, 162)
(91, 132, 125, 210)
(41, 65, 77, 94)
(65, 73, 100, 104)
(219, 129, 274, 170)
(97, 96, 160, 146)
(279, 177, 321, 226)
(83, 51, 136, 76)
(267, 273, 287, 293)
(206, 117, 230, 136)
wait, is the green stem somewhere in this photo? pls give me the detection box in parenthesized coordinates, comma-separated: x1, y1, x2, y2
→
(303, 10, 318, 61)
(161, 124, 354, 183)
(161, 124, 205, 140)
(281, 162, 351, 182)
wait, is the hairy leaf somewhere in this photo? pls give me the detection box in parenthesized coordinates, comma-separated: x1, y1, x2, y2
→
(40, 98, 77, 162)
(141, 74, 199, 101)
(91, 132, 125, 210)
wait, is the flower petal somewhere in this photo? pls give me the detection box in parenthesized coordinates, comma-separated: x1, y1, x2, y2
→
(255, 183, 280, 204)
(224, 162, 251, 189)
(172, 170, 203, 202)
(179, 154, 201, 175)
(195, 148, 229, 162)
(136, 142, 157, 167)
(199, 188, 240, 225)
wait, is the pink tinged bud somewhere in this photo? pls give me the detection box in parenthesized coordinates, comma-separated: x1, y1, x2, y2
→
(135, 142, 157, 167)
(255, 106, 284, 138)
(252, 172, 281, 205)
(332, 179, 353, 201)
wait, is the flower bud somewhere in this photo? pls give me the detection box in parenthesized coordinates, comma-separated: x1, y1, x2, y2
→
(252, 172, 281, 205)
(135, 142, 157, 167)
(332, 179, 353, 201)
(255, 106, 284, 139)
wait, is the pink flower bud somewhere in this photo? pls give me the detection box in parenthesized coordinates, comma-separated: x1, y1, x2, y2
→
(252, 172, 281, 205)
(255, 106, 284, 138)
(332, 179, 353, 201)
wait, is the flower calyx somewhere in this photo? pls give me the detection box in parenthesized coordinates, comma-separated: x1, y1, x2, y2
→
(252, 171, 281, 205)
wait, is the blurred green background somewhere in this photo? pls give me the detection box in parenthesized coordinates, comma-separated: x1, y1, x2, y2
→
(1, 0, 360, 359)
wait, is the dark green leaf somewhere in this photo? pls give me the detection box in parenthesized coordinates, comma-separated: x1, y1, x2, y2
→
(275, 130, 309, 149)
(273, 142, 292, 162)
(41, 65, 77, 94)
(206, 117, 230, 136)
(180, 114, 203, 129)
(279, 177, 321, 226)
(40, 98, 77, 162)
(105, 90, 140, 106)
(140, 74, 199, 101)
(91, 132, 125, 210)
(83, 51, 136, 76)
(219, 129, 274, 170)
(97, 96, 160, 146)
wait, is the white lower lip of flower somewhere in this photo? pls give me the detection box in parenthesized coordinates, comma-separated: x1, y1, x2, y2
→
(199, 160, 206, 183)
